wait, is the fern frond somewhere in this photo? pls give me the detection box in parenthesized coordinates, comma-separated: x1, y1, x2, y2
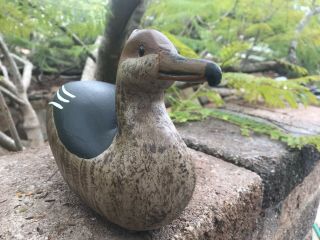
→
(162, 32, 199, 58)
(219, 42, 250, 67)
(224, 72, 318, 108)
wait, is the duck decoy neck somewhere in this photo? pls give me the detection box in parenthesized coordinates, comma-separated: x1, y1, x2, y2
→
(115, 75, 169, 137)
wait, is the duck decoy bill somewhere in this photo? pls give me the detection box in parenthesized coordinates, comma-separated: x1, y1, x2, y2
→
(158, 52, 222, 86)
(47, 29, 222, 231)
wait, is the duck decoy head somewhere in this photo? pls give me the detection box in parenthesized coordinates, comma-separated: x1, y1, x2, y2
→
(118, 29, 222, 92)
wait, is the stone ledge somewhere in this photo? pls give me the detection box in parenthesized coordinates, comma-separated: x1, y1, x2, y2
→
(177, 117, 320, 208)
(0, 145, 262, 240)
(225, 103, 320, 135)
(255, 161, 320, 240)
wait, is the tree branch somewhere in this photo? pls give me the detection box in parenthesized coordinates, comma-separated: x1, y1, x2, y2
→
(0, 91, 23, 150)
(0, 34, 43, 145)
(0, 131, 18, 151)
(0, 34, 23, 92)
(12, 54, 33, 90)
(0, 86, 25, 105)
(81, 36, 103, 81)
(288, 6, 320, 64)
(0, 59, 17, 94)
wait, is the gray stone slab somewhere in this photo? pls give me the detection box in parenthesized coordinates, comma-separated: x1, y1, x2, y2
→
(254, 161, 320, 240)
(177, 117, 320, 208)
(225, 103, 320, 135)
(0, 145, 262, 240)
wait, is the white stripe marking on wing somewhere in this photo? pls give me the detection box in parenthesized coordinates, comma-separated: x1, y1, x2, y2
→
(62, 85, 76, 98)
(49, 102, 63, 109)
(57, 89, 70, 103)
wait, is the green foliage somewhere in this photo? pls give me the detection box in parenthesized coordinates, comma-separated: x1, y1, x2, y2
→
(291, 75, 320, 84)
(166, 67, 320, 150)
(145, 0, 227, 35)
(277, 60, 309, 78)
(219, 42, 250, 68)
(293, 135, 320, 151)
(224, 72, 319, 108)
(294, 18, 320, 73)
(244, 23, 274, 38)
(41, 36, 93, 72)
(0, 0, 35, 37)
(167, 84, 223, 123)
(3, 0, 320, 73)
(162, 32, 199, 58)
(145, 0, 320, 73)
(167, 86, 320, 150)
(4, 0, 107, 40)
(206, 109, 320, 151)
(0, 0, 106, 72)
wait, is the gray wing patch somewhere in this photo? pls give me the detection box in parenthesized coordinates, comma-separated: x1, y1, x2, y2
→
(51, 81, 117, 159)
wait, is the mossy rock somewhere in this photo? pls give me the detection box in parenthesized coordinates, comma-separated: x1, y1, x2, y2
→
(276, 60, 309, 78)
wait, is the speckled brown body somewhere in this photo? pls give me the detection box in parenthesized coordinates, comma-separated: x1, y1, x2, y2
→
(47, 29, 222, 231)
(47, 55, 196, 231)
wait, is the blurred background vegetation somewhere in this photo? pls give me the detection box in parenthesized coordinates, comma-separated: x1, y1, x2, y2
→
(1, 0, 319, 74)
(0, 0, 320, 75)
(0, 0, 320, 150)
(146, 0, 320, 73)
(0, 0, 106, 73)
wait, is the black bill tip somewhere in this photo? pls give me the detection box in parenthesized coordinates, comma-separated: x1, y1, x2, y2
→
(205, 62, 222, 87)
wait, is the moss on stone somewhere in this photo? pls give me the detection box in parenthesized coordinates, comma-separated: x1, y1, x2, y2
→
(167, 84, 320, 151)
(276, 60, 309, 78)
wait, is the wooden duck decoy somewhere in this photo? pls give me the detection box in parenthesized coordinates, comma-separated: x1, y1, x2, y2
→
(47, 29, 222, 231)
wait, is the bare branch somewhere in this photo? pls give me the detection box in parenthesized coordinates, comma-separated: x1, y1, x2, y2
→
(0, 34, 43, 145)
(12, 54, 33, 90)
(0, 86, 25, 105)
(0, 80, 16, 94)
(288, 6, 320, 64)
(81, 36, 103, 81)
(0, 60, 17, 93)
(0, 131, 18, 151)
(0, 34, 23, 91)
(0, 91, 23, 150)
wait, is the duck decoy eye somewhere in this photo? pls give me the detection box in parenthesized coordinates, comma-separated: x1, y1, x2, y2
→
(138, 45, 145, 57)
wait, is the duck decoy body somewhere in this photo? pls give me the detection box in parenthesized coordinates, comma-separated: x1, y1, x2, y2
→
(47, 29, 222, 231)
